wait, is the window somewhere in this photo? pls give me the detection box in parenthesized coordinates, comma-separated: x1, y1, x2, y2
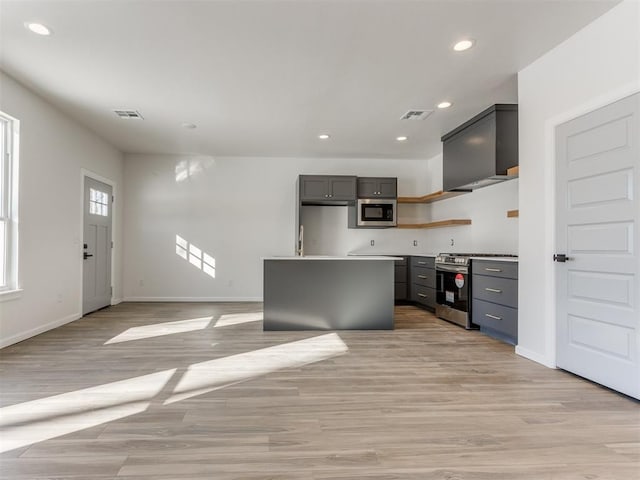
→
(89, 188, 109, 216)
(0, 111, 18, 293)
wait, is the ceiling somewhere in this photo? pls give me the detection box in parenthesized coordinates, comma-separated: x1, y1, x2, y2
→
(0, 0, 620, 159)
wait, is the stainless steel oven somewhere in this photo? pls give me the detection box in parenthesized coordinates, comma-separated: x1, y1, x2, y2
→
(435, 255, 474, 329)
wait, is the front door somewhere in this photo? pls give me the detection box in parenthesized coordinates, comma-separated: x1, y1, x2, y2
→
(555, 92, 639, 399)
(82, 177, 113, 315)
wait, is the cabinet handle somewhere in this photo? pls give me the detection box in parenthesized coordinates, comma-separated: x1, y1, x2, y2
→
(418, 261, 427, 265)
(485, 288, 502, 293)
(485, 267, 502, 272)
(485, 313, 502, 320)
(417, 293, 427, 298)
(417, 275, 428, 279)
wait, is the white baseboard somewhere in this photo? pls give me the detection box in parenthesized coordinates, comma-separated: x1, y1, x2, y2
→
(111, 297, 123, 305)
(0, 312, 81, 349)
(515, 345, 557, 369)
(122, 296, 263, 302)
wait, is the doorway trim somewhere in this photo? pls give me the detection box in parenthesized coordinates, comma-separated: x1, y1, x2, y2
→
(79, 169, 118, 316)
(515, 81, 640, 369)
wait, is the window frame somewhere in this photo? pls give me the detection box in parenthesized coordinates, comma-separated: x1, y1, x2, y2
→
(0, 111, 19, 295)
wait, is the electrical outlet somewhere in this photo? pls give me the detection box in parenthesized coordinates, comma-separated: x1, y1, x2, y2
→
(413, 240, 418, 247)
(450, 238, 455, 246)
(370, 240, 375, 247)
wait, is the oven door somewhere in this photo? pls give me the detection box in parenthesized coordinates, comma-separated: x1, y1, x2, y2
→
(435, 264, 472, 328)
(357, 199, 397, 227)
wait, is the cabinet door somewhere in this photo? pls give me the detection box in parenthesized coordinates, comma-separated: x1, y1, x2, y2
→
(357, 178, 378, 198)
(377, 178, 397, 198)
(328, 176, 356, 201)
(357, 177, 397, 198)
(300, 176, 329, 201)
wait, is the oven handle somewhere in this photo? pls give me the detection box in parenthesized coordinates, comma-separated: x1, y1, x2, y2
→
(435, 264, 469, 274)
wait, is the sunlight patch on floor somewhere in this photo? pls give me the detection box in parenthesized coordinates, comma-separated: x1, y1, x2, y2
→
(164, 333, 348, 404)
(104, 317, 213, 345)
(0, 370, 176, 453)
(214, 312, 263, 328)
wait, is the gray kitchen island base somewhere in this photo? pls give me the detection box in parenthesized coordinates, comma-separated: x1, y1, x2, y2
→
(263, 257, 396, 330)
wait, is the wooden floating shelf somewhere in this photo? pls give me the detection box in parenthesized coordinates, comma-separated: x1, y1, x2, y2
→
(507, 209, 519, 218)
(397, 219, 472, 229)
(397, 190, 467, 204)
(506, 165, 519, 177)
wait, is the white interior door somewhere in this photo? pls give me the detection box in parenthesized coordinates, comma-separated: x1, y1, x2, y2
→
(83, 177, 113, 315)
(555, 92, 639, 399)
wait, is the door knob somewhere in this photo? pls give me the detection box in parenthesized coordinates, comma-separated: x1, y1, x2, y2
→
(83, 253, 94, 260)
(553, 254, 571, 262)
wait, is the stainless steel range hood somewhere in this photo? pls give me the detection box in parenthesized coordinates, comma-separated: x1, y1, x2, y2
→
(441, 104, 518, 192)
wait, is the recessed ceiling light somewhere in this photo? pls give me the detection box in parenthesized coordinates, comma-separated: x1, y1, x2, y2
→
(181, 123, 197, 129)
(318, 134, 330, 140)
(453, 39, 474, 52)
(25, 22, 52, 36)
(437, 101, 452, 109)
(396, 136, 408, 142)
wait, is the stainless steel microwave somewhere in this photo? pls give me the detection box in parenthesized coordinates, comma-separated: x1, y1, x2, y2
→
(357, 199, 397, 227)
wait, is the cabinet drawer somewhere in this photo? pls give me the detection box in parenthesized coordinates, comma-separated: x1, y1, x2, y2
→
(412, 285, 435, 308)
(411, 268, 435, 288)
(472, 275, 518, 308)
(411, 256, 435, 269)
(472, 298, 518, 339)
(472, 260, 518, 279)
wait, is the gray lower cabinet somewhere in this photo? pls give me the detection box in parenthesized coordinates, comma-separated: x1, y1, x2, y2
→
(394, 257, 408, 302)
(410, 256, 436, 309)
(299, 175, 357, 204)
(471, 260, 518, 345)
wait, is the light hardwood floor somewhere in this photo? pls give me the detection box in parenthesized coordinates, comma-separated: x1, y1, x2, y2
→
(1, 303, 638, 479)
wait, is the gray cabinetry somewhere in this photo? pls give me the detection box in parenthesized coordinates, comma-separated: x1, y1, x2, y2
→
(299, 175, 357, 205)
(471, 260, 518, 345)
(394, 257, 408, 302)
(410, 256, 436, 309)
(357, 177, 397, 198)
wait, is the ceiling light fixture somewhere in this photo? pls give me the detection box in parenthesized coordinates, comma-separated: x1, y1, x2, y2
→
(453, 39, 474, 52)
(318, 134, 330, 140)
(396, 136, 408, 142)
(25, 22, 52, 36)
(437, 101, 452, 109)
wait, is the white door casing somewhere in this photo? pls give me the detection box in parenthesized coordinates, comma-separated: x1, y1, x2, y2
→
(555, 92, 639, 399)
(83, 176, 113, 315)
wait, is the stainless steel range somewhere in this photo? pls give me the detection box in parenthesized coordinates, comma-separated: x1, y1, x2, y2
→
(435, 253, 517, 329)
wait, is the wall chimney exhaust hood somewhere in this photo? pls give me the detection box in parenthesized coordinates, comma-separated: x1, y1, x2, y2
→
(441, 104, 518, 192)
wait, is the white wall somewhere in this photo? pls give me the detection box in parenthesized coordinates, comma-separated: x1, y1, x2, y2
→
(517, 0, 640, 367)
(123, 152, 519, 301)
(0, 72, 124, 348)
(122, 154, 431, 300)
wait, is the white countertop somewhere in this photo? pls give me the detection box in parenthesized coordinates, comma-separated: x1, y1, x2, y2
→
(264, 255, 403, 261)
(348, 251, 438, 257)
(471, 256, 518, 262)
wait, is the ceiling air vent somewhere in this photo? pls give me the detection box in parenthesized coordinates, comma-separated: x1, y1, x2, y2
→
(400, 109, 433, 121)
(113, 109, 144, 119)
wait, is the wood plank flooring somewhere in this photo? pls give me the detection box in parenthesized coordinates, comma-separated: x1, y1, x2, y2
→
(1, 303, 638, 479)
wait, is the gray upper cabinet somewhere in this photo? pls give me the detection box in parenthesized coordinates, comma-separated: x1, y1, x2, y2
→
(299, 175, 357, 205)
(357, 177, 397, 198)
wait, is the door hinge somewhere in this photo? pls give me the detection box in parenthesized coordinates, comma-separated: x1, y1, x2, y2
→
(111, 241, 114, 248)
(111, 195, 115, 203)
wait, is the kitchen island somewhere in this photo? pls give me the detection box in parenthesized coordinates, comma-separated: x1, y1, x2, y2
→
(263, 256, 399, 330)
